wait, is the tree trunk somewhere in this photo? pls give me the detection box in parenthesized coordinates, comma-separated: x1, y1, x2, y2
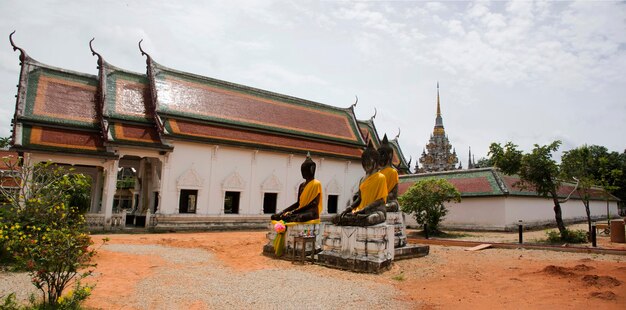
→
(551, 190, 567, 236)
(584, 200, 591, 237)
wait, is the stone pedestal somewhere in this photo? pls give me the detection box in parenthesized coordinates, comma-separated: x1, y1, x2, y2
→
(263, 223, 324, 257)
(317, 224, 394, 273)
(386, 211, 430, 260)
(386, 212, 407, 248)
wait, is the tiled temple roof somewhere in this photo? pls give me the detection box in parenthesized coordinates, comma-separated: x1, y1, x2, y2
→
(357, 119, 411, 174)
(143, 56, 365, 158)
(9, 34, 113, 157)
(399, 168, 619, 201)
(10, 35, 371, 159)
(92, 41, 171, 151)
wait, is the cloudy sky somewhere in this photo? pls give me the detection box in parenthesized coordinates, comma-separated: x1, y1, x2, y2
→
(1, 0, 624, 169)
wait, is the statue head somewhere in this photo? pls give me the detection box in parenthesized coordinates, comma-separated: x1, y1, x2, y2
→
(301, 152, 316, 180)
(378, 134, 394, 167)
(361, 141, 379, 174)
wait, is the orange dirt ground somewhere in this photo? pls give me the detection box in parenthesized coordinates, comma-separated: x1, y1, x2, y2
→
(84, 231, 626, 309)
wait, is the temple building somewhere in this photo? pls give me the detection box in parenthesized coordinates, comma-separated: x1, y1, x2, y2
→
(356, 112, 411, 175)
(6, 35, 409, 231)
(416, 83, 459, 173)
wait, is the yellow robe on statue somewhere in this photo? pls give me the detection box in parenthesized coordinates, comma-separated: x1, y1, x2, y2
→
(296, 179, 323, 217)
(353, 172, 387, 213)
(379, 166, 399, 193)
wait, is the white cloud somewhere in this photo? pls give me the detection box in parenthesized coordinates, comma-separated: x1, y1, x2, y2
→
(0, 0, 624, 164)
(241, 63, 328, 91)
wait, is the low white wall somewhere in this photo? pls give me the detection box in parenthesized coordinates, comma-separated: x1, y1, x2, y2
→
(505, 196, 620, 229)
(404, 195, 620, 231)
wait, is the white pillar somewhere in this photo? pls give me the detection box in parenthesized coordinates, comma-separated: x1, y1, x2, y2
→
(158, 154, 170, 214)
(101, 159, 119, 230)
(89, 168, 103, 213)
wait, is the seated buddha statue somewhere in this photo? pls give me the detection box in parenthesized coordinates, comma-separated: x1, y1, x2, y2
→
(377, 135, 400, 212)
(332, 143, 387, 226)
(271, 153, 322, 223)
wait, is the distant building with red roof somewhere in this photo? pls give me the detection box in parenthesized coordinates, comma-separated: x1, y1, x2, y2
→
(399, 168, 620, 230)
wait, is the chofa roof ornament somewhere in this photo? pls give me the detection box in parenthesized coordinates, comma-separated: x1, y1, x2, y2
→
(349, 95, 358, 110)
(9, 30, 29, 63)
(138, 39, 152, 64)
(89, 38, 104, 68)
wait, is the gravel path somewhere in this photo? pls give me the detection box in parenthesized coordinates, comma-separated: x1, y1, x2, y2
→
(104, 244, 411, 310)
(0, 272, 38, 303)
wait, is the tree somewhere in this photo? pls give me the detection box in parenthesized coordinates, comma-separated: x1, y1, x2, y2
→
(489, 141, 568, 237)
(0, 137, 10, 148)
(0, 156, 102, 308)
(596, 150, 626, 215)
(560, 145, 598, 235)
(399, 178, 461, 235)
(475, 157, 494, 168)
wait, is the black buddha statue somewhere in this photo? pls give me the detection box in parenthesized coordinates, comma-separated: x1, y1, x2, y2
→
(331, 143, 387, 226)
(271, 153, 322, 223)
(378, 135, 400, 212)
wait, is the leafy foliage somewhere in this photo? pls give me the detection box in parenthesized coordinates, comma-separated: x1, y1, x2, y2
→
(399, 178, 461, 235)
(489, 141, 568, 236)
(487, 142, 522, 175)
(0, 137, 10, 149)
(474, 157, 494, 168)
(0, 156, 103, 308)
(545, 229, 588, 244)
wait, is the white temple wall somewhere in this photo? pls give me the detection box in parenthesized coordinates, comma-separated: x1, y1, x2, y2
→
(162, 141, 363, 217)
(160, 141, 210, 215)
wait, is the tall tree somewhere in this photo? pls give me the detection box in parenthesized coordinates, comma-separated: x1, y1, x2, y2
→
(489, 141, 567, 237)
(560, 145, 598, 234)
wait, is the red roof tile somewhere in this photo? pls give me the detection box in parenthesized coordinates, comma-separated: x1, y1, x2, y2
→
(168, 119, 362, 158)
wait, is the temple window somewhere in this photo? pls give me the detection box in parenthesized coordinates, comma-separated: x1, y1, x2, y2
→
(224, 191, 240, 214)
(263, 192, 277, 214)
(327, 194, 338, 214)
(179, 189, 198, 214)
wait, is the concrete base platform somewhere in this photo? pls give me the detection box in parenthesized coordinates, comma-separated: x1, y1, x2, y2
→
(316, 252, 392, 274)
(394, 244, 430, 260)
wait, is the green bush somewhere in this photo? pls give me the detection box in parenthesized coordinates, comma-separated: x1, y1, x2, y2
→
(0, 293, 22, 310)
(0, 159, 104, 308)
(546, 229, 588, 243)
(399, 178, 461, 235)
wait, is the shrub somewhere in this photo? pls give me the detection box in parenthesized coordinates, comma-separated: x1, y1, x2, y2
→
(0, 293, 22, 310)
(546, 229, 588, 244)
(399, 178, 461, 235)
(0, 157, 104, 308)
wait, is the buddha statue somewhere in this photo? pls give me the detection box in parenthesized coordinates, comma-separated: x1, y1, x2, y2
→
(378, 135, 400, 212)
(332, 143, 387, 226)
(271, 153, 322, 223)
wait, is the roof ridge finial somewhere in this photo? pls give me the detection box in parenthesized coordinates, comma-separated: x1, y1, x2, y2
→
(350, 95, 358, 110)
(394, 127, 401, 140)
(370, 107, 377, 121)
(9, 31, 28, 63)
(89, 38, 104, 68)
(138, 39, 153, 65)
